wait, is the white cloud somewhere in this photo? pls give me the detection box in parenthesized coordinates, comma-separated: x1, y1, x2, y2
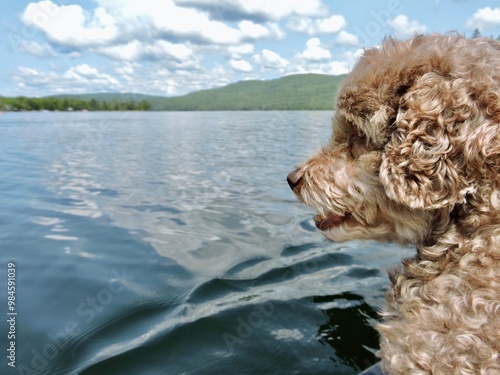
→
(97, 40, 193, 62)
(136, 0, 242, 45)
(234, 0, 326, 20)
(327, 61, 349, 75)
(12, 59, 251, 97)
(20, 0, 272, 54)
(388, 14, 427, 38)
(228, 44, 255, 58)
(316, 15, 346, 33)
(238, 20, 272, 39)
(97, 0, 281, 45)
(266, 23, 286, 40)
(254, 49, 290, 70)
(229, 59, 253, 72)
(14, 64, 121, 93)
(335, 30, 359, 46)
(63, 64, 119, 86)
(286, 18, 311, 34)
(69, 64, 99, 77)
(466, 7, 500, 31)
(17, 67, 40, 77)
(13, 0, 367, 97)
(287, 47, 361, 77)
(298, 38, 331, 61)
(343, 49, 365, 69)
(175, 0, 326, 21)
(115, 64, 135, 76)
(115, 64, 136, 82)
(22, 1, 117, 47)
(16, 41, 56, 57)
(287, 15, 346, 35)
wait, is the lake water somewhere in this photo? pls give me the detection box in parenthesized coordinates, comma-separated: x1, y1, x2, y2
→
(0, 111, 413, 375)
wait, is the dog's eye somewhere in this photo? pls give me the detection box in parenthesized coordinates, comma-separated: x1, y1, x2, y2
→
(348, 135, 356, 148)
(348, 132, 366, 148)
(348, 131, 367, 158)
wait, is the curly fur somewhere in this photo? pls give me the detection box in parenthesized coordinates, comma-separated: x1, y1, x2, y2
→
(287, 33, 500, 374)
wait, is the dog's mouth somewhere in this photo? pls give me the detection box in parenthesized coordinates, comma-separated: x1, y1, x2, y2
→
(314, 212, 351, 231)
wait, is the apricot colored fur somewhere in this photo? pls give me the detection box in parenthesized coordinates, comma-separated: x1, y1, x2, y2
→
(288, 34, 500, 374)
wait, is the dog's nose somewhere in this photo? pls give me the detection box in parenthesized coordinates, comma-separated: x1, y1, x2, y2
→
(287, 169, 303, 191)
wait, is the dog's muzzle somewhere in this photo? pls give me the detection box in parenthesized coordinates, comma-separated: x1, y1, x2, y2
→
(287, 168, 350, 232)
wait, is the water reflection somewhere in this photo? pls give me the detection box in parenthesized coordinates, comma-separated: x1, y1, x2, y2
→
(44, 111, 332, 277)
(1, 111, 416, 375)
(314, 292, 381, 371)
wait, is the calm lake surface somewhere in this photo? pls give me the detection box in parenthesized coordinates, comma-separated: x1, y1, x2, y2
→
(0, 111, 413, 375)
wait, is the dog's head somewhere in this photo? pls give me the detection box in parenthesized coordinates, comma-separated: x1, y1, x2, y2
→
(288, 34, 500, 245)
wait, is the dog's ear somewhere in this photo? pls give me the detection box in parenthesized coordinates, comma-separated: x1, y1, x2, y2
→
(380, 72, 477, 210)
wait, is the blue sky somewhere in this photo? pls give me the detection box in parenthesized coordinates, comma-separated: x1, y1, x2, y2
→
(1, 0, 500, 97)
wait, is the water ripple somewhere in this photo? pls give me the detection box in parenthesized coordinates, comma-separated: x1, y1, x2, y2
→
(0, 112, 415, 375)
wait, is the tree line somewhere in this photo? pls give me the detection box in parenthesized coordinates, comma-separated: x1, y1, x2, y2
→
(471, 28, 500, 40)
(0, 96, 151, 112)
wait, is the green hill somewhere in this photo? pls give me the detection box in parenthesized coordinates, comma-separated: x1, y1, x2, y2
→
(49, 92, 165, 102)
(2, 73, 347, 111)
(151, 73, 346, 110)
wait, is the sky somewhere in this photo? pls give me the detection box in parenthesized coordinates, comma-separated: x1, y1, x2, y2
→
(1, 0, 500, 97)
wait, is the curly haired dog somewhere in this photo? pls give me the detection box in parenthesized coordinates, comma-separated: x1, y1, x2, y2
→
(287, 33, 500, 374)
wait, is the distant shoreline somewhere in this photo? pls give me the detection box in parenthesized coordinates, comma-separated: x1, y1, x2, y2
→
(0, 108, 335, 113)
(0, 97, 151, 112)
(1, 73, 345, 112)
